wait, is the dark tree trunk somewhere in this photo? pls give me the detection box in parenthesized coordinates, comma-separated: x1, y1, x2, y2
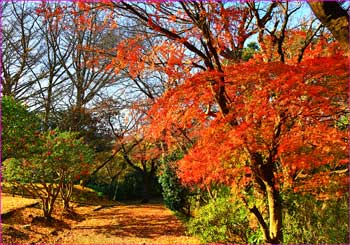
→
(108, 176, 118, 200)
(43, 77, 53, 131)
(42, 189, 60, 219)
(308, 2, 349, 49)
(141, 173, 151, 204)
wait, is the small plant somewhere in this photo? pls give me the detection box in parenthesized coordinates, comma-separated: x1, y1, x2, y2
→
(282, 192, 348, 244)
(97, 192, 105, 198)
(187, 195, 261, 243)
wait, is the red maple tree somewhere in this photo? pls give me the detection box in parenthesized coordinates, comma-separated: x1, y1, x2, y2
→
(147, 54, 348, 242)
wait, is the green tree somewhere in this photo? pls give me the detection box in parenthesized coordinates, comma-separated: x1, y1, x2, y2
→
(242, 42, 260, 61)
(2, 96, 41, 160)
(48, 131, 94, 211)
(3, 130, 94, 218)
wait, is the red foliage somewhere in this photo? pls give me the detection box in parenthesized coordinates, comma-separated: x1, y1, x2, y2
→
(148, 55, 349, 196)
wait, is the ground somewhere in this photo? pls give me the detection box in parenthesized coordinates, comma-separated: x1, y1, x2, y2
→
(54, 204, 198, 244)
(1, 185, 199, 244)
(1, 193, 39, 214)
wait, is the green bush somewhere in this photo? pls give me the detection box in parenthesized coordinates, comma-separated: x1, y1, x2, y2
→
(282, 192, 348, 244)
(2, 96, 41, 160)
(3, 130, 94, 217)
(158, 162, 189, 213)
(187, 195, 261, 243)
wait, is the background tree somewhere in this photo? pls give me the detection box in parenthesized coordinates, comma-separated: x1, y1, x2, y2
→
(1, 2, 45, 101)
(113, 116, 162, 203)
(34, 2, 71, 130)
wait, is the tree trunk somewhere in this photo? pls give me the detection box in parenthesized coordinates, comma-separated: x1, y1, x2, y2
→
(265, 183, 283, 244)
(250, 153, 283, 243)
(43, 76, 53, 131)
(42, 198, 52, 219)
(109, 176, 117, 200)
(113, 184, 118, 201)
(42, 193, 58, 219)
(308, 2, 349, 49)
(61, 182, 74, 211)
(141, 173, 151, 203)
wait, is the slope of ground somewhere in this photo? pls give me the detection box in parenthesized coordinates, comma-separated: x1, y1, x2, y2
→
(1, 193, 39, 214)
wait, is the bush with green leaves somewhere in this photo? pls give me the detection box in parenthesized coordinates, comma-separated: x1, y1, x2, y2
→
(48, 131, 94, 210)
(3, 130, 94, 217)
(242, 42, 260, 61)
(2, 96, 41, 160)
(282, 192, 348, 244)
(158, 162, 190, 213)
(187, 195, 261, 244)
(157, 150, 192, 213)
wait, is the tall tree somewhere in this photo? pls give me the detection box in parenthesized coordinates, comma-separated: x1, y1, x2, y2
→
(34, 2, 71, 130)
(1, 2, 45, 100)
(56, 4, 121, 111)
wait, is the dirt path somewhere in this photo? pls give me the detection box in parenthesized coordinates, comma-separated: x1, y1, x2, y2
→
(53, 203, 199, 244)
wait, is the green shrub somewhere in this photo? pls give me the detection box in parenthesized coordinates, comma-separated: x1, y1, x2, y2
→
(3, 130, 94, 217)
(158, 162, 189, 213)
(187, 196, 261, 243)
(2, 96, 41, 161)
(282, 192, 348, 244)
